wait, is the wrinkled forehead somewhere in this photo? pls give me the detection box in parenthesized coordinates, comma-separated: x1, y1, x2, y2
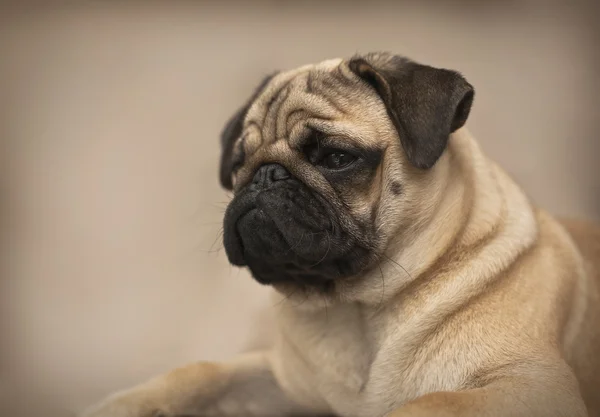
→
(240, 58, 387, 156)
(245, 57, 344, 127)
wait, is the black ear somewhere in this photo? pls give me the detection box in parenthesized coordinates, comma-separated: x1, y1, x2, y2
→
(348, 54, 474, 169)
(219, 73, 277, 190)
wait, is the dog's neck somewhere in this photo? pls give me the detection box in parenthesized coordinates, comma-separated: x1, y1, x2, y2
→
(339, 128, 538, 307)
(393, 128, 509, 279)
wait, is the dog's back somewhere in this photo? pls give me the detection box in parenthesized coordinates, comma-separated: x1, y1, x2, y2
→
(559, 219, 600, 416)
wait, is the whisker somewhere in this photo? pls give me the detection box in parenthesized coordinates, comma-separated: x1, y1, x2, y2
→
(377, 263, 386, 310)
(209, 228, 225, 253)
(309, 231, 331, 267)
(286, 232, 307, 254)
(294, 286, 310, 309)
(187, 200, 230, 223)
(273, 286, 300, 307)
(306, 231, 315, 254)
(383, 254, 413, 281)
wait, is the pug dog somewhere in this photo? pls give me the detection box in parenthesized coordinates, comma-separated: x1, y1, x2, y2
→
(81, 52, 600, 417)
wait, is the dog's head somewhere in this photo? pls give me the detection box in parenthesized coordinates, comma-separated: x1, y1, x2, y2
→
(219, 52, 474, 295)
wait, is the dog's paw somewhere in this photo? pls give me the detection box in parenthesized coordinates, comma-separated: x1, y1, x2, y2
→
(79, 394, 167, 417)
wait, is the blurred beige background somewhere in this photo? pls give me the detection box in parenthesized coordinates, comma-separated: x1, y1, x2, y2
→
(1, 1, 599, 415)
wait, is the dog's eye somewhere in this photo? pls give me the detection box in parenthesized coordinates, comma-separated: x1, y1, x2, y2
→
(303, 142, 358, 170)
(322, 151, 356, 170)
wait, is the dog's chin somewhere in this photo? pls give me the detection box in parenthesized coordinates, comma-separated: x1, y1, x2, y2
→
(233, 208, 341, 287)
(223, 190, 375, 289)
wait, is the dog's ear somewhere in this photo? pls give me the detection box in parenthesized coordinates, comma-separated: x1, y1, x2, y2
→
(348, 53, 474, 170)
(219, 73, 277, 190)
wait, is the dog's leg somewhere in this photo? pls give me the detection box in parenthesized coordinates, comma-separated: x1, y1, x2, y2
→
(80, 351, 329, 417)
(387, 359, 588, 417)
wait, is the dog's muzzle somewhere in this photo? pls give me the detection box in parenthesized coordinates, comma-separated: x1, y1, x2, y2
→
(222, 163, 366, 286)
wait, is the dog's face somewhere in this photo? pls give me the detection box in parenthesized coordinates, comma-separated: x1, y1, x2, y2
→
(219, 52, 474, 295)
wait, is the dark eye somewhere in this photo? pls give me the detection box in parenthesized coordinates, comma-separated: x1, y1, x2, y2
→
(321, 151, 357, 170)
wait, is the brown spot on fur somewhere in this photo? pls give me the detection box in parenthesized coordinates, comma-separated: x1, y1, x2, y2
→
(390, 181, 402, 196)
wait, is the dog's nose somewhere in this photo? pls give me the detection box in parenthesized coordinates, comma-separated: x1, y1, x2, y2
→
(252, 163, 291, 188)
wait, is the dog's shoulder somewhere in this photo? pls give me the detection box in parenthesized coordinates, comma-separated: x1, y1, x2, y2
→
(558, 217, 600, 262)
(557, 216, 600, 292)
(555, 216, 600, 414)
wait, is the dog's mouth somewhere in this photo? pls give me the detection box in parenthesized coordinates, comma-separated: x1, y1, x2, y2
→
(223, 201, 260, 267)
(222, 186, 375, 287)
